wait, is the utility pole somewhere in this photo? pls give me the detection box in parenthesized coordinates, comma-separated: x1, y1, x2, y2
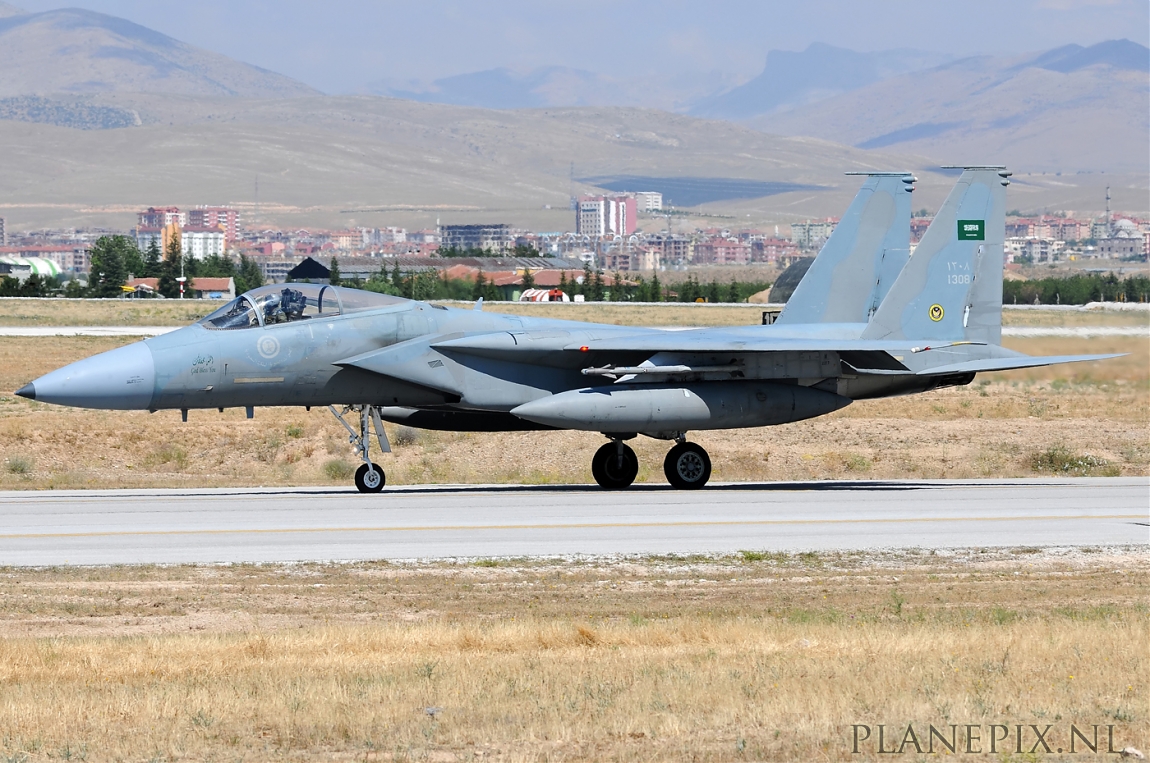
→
(1105, 186, 1112, 237)
(177, 253, 186, 299)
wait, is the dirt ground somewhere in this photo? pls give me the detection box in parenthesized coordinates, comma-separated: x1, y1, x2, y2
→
(0, 549, 1144, 761)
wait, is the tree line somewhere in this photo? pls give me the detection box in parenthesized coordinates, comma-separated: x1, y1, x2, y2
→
(334, 260, 771, 303)
(1003, 273, 1150, 305)
(0, 234, 264, 298)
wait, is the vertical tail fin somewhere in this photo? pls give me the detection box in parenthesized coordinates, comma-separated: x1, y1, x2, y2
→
(776, 172, 914, 325)
(861, 167, 1010, 344)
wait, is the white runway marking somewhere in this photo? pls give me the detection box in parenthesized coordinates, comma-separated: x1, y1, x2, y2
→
(1001, 326, 1148, 337)
(0, 326, 176, 337)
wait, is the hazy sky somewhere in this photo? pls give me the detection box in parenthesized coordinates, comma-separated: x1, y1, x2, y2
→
(13, 0, 1150, 93)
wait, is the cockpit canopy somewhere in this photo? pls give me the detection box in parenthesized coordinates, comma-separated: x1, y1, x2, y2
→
(199, 284, 407, 330)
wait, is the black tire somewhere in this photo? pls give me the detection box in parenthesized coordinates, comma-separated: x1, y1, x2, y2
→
(354, 462, 386, 493)
(592, 442, 638, 489)
(664, 442, 711, 489)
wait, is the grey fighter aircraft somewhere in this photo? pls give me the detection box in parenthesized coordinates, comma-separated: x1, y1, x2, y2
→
(16, 167, 1118, 492)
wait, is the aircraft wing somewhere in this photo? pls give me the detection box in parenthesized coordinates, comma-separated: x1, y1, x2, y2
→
(556, 331, 923, 355)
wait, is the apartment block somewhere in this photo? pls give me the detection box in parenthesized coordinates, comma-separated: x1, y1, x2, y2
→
(632, 192, 663, 212)
(439, 224, 513, 252)
(187, 206, 241, 243)
(790, 219, 838, 249)
(137, 206, 186, 229)
(576, 196, 637, 237)
(751, 237, 799, 263)
(694, 238, 750, 265)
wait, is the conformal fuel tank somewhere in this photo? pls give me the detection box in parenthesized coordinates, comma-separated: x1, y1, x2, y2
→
(510, 381, 851, 433)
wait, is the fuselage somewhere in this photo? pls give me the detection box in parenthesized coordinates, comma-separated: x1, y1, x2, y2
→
(18, 284, 968, 431)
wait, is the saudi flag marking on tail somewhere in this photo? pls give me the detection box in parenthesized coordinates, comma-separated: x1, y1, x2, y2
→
(957, 220, 985, 240)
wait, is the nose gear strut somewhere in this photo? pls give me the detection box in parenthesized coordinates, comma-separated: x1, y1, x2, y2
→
(328, 405, 391, 492)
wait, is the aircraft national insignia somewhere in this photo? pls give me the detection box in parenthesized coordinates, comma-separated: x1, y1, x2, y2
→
(929, 303, 945, 322)
(957, 219, 985, 240)
(257, 335, 280, 359)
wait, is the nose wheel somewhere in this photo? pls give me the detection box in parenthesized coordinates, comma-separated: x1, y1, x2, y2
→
(355, 462, 385, 493)
(592, 441, 638, 489)
(664, 441, 711, 489)
(329, 405, 392, 493)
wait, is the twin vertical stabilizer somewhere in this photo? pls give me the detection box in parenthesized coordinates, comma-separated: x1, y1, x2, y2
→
(861, 167, 1010, 345)
(777, 172, 914, 325)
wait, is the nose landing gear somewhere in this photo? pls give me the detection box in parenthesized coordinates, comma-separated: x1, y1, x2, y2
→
(329, 405, 391, 493)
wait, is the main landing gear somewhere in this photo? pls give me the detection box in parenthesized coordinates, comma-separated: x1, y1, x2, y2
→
(590, 434, 712, 490)
(591, 440, 639, 490)
(329, 405, 392, 493)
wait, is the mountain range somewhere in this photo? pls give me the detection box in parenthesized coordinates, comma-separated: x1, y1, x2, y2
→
(376, 67, 735, 112)
(0, 7, 317, 98)
(0, 4, 1145, 231)
(688, 43, 954, 119)
(748, 39, 1149, 171)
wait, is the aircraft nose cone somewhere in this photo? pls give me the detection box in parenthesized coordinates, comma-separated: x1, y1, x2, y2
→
(27, 341, 156, 410)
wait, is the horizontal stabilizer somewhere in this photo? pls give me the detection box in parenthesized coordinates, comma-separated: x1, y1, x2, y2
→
(916, 354, 1124, 376)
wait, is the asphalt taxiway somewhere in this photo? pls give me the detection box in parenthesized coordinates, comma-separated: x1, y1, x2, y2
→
(0, 478, 1144, 566)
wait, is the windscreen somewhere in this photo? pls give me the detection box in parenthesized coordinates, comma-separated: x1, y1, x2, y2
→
(199, 296, 260, 330)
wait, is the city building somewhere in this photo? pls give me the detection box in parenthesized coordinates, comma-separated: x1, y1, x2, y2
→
(255, 258, 299, 283)
(1095, 219, 1146, 258)
(438, 224, 513, 252)
(909, 217, 932, 243)
(136, 223, 224, 260)
(576, 196, 637, 237)
(409, 229, 440, 244)
(187, 206, 240, 243)
(376, 227, 407, 244)
(181, 226, 227, 259)
(137, 206, 186, 229)
(694, 237, 750, 265)
(751, 237, 799, 264)
(632, 192, 663, 212)
(644, 233, 693, 266)
(790, 219, 838, 250)
(1005, 237, 1064, 263)
(1007, 216, 1088, 242)
(601, 246, 661, 272)
(0, 217, 5, 246)
(329, 230, 368, 250)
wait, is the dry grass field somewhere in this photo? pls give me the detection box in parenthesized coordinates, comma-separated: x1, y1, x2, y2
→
(0, 303, 1145, 762)
(1, 297, 1147, 328)
(0, 549, 1145, 762)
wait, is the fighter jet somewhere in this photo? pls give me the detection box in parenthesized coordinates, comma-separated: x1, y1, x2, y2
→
(15, 167, 1118, 492)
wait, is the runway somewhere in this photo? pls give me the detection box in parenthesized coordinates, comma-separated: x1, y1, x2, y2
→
(0, 478, 1144, 566)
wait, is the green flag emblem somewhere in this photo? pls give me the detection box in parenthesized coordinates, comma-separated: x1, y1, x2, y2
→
(957, 220, 985, 240)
